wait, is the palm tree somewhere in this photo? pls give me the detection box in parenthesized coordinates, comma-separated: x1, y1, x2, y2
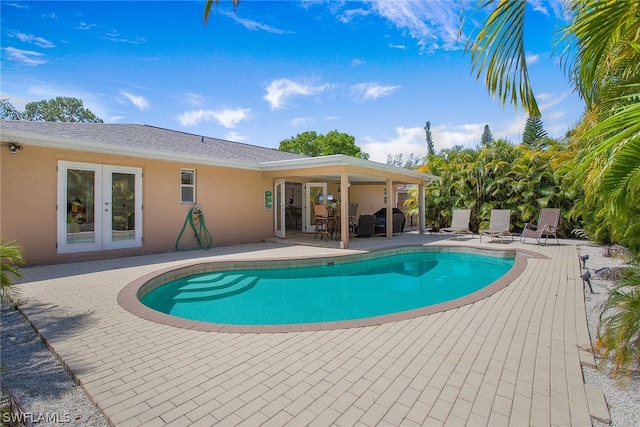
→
(465, 0, 640, 250)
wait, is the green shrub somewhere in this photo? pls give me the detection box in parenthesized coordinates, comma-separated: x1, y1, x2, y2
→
(595, 264, 640, 381)
(0, 240, 24, 302)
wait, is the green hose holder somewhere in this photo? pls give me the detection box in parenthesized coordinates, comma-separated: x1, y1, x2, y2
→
(176, 206, 213, 251)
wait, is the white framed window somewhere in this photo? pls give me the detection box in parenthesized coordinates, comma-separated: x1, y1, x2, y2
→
(180, 169, 196, 204)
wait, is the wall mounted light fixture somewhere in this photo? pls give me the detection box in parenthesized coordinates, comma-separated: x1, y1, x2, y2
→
(9, 143, 23, 154)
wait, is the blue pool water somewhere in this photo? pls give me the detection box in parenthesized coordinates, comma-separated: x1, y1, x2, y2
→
(141, 250, 514, 325)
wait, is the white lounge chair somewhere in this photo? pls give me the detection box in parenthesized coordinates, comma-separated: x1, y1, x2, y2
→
(439, 209, 472, 239)
(479, 209, 512, 242)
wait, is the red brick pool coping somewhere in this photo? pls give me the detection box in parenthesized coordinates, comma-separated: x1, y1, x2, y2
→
(118, 245, 547, 333)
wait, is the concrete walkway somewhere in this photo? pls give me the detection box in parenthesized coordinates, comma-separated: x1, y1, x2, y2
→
(14, 234, 608, 426)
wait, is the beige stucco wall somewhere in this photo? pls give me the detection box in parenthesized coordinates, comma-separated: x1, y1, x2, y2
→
(350, 185, 386, 215)
(1, 146, 275, 265)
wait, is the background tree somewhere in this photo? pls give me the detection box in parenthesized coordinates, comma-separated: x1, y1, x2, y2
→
(23, 96, 103, 123)
(424, 121, 435, 155)
(386, 153, 424, 169)
(279, 131, 321, 156)
(404, 138, 578, 235)
(0, 99, 22, 120)
(278, 130, 369, 159)
(522, 115, 548, 149)
(480, 124, 493, 146)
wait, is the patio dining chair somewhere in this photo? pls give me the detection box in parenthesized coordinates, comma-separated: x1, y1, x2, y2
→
(520, 208, 560, 245)
(479, 209, 512, 242)
(313, 203, 330, 241)
(348, 203, 358, 240)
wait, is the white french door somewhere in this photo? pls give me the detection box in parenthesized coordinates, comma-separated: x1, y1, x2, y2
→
(304, 182, 327, 232)
(57, 161, 142, 254)
(274, 178, 286, 238)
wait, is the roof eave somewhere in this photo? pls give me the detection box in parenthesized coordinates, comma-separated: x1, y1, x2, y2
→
(1, 128, 262, 170)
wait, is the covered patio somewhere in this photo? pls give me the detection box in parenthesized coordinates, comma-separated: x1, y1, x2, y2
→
(262, 155, 438, 248)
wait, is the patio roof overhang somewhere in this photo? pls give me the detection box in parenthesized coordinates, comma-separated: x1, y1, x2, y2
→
(260, 154, 438, 186)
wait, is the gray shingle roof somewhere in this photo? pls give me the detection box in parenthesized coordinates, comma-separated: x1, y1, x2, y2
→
(0, 121, 304, 164)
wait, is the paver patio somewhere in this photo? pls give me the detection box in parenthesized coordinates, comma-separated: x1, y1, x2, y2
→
(14, 233, 608, 426)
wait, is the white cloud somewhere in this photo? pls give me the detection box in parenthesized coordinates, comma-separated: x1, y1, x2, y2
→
(493, 114, 527, 143)
(178, 110, 212, 127)
(360, 126, 428, 163)
(528, 0, 550, 16)
(10, 32, 55, 48)
(291, 115, 340, 127)
(388, 43, 407, 50)
(292, 116, 314, 127)
(264, 79, 330, 110)
(431, 122, 486, 150)
(76, 22, 96, 30)
(120, 91, 149, 111)
(526, 53, 540, 65)
(336, 7, 370, 24)
(351, 82, 400, 101)
(538, 90, 568, 110)
(360, 122, 496, 163)
(351, 58, 365, 66)
(224, 131, 246, 142)
(104, 29, 146, 44)
(213, 108, 251, 128)
(3, 46, 47, 66)
(185, 92, 205, 107)
(178, 107, 251, 128)
(226, 12, 292, 34)
(366, 0, 462, 51)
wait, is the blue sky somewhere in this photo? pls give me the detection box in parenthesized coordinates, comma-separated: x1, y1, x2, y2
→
(1, 0, 583, 163)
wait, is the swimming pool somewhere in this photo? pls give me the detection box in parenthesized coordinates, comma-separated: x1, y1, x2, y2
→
(137, 247, 518, 331)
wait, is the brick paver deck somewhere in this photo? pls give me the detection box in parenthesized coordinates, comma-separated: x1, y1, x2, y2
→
(14, 235, 608, 426)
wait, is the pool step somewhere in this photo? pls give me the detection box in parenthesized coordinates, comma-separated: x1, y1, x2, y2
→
(173, 276, 258, 301)
(178, 273, 244, 291)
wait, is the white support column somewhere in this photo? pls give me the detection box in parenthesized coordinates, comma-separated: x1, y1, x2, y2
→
(419, 182, 426, 234)
(386, 178, 393, 240)
(340, 172, 349, 249)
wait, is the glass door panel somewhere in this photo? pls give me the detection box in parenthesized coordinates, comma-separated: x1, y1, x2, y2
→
(274, 179, 285, 238)
(304, 182, 327, 232)
(110, 172, 136, 242)
(66, 169, 96, 245)
(103, 165, 142, 250)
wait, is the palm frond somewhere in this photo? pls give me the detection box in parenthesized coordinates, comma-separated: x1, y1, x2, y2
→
(565, 0, 639, 106)
(465, 0, 539, 116)
(203, 0, 240, 26)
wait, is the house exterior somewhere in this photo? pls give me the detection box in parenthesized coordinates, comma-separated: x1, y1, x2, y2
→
(1, 121, 437, 265)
